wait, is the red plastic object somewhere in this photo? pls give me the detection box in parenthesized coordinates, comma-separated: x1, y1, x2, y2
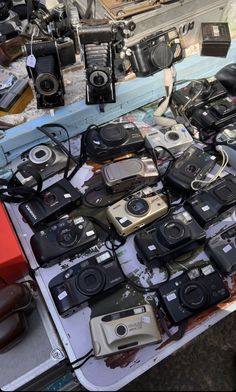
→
(0, 202, 29, 283)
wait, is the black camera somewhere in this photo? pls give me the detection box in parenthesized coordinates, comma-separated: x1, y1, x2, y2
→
(134, 208, 206, 267)
(85, 122, 144, 162)
(205, 224, 236, 275)
(129, 27, 183, 77)
(31, 215, 98, 267)
(0, 0, 22, 41)
(79, 22, 116, 108)
(157, 265, 229, 324)
(19, 178, 81, 228)
(25, 40, 65, 109)
(165, 146, 216, 194)
(48, 251, 125, 317)
(185, 174, 236, 227)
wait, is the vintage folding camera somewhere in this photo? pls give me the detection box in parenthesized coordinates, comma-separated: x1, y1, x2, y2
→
(90, 304, 162, 358)
(102, 157, 159, 194)
(107, 187, 168, 237)
(165, 146, 216, 193)
(145, 124, 193, 158)
(157, 265, 230, 324)
(49, 251, 125, 317)
(205, 224, 236, 275)
(19, 178, 81, 228)
(24, 40, 65, 109)
(134, 208, 206, 267)
(129, 27, 183, 77)
(185, 174, 236, 227)
(215, 123, 236, 170)
(171, 77, 227, 117)
(31, 215, 98, 267)
(15, 142, 74, 188)
(79, 22, 116, 107)
(85, 122, 144, 163)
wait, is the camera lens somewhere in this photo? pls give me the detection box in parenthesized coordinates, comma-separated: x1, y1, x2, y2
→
(179, 282, 208, 310)
(100, 124, 128, 146)
(164, 221, 185, 240)
(89, 70, 108, 88)
(116, 324, 128, 337)
(0, 2, 9, 21)
(35, 73, 59, 96)
(166, 131, 179, 142)
(29, 145, 55, 166)
(57, 227, 78, 248)
(126, 198, 149, 216)
(185, 164, 197, 174)
(150, 42, 174, 70)
(76, 267, 106, 296)
(43, 191, 57, 205)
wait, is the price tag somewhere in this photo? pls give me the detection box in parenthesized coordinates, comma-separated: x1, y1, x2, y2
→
(27, 54, 36, 68)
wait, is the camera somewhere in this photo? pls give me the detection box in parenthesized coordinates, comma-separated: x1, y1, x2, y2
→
(0, 0, 22, 41)
(205, 224, 236, 275)
(30, 215, 98, 267)
(14, 142, 75, 188)
(19, 178, 81, 228)
(129, 27, 183, 77)
(107, 187, 168, 237)
(157, 265, 229, 324)
(90, 304, 162, 358)
(85, 122, 144, 163)
(165, 146, 216, 193)
(215, 123, 236, 170)
(79, 22, 116, 108)
(25, 40, 65, 109)
(185, 174, 236, 227)
(134, 208, 206, 267)
(145, 124, 193, 158)
(48, 251, 125, 317)
(102, 157, 159, 194)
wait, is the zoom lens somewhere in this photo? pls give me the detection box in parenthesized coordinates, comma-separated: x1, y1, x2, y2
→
(76, 267, 106, 296)
(57, 227, 78, 248)
(164, 221, 185, 240)
(179, 282, 208, 310)
(29, 145, 55, 166)
(126, 198, 149, 216)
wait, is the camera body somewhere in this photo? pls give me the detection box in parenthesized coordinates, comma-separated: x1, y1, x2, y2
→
(90, 304, 162, 358)
(215, 123, 236, 170)
(185, 174, 236, 227)
(25, 40, 65, 109)
(157, 265, 229, 324)
(0, 1, 22, 42)
(205, 224, 236, 275)
(145, 124, 193, 158)
(107, 187, 168, 237)
(79, 23, 116, 106)
(31, 215, 98, 267)
(19, 178, 81, 228)
(85, 122, 144, 163)
(15, 142, 73, 188)
(49, 251, 125, 317)
(102, 157, 159, 193)
(129, 27, 183, 77)
(165, 146, 216, 193)
(134, 208, 206, 267)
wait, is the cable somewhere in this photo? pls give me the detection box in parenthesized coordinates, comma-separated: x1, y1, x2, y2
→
(72, 354, 95, 370)
(70, 348, 94, 366)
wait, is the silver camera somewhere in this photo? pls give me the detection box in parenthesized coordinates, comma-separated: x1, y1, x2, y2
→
(101, 157, 159, 193)
(107, 187, 168, 236)
(145, 124, 193, 158)
(90, 304, 162, 358)
(15, 142, 73, 187)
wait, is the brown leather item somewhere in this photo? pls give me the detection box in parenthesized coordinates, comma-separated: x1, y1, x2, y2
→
(0, 312, 28, 353)
(0, 283, 31, 320)
(99, 0, 160, 19)
(0, 35, 25, 67)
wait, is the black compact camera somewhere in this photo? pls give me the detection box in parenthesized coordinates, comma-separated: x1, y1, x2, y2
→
(205, 224, 236, 275)
(48, 251, 125, 317)
(25, 40, 65, 109)
(30, 215, 98, 267)
(129, 27, 183, 77)
(79, 22, 116, 108)
(185, 174, 236, 227)
(0, 0, 22, 41)
(165, 146, 216, 194)
(19, 178, 81, 228)
(134, 208, 206, 267)
(85, 122, 144, 162)
(157, 265, 229, 324)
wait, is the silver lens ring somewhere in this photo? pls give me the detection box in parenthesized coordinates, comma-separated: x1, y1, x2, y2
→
(29, 145, 53, 165)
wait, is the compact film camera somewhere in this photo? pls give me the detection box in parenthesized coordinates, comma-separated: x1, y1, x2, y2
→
(85, 122, 144, 163)
(107, 187, 168, 237)
(49, 251, 125, 317)
(215, 123, 236, 170)
(129, 27, 183, 77)
(157, 265, 230, 324)
(30, 215, 98, 267)
(102, 157, 159, 193)
(90, 304, 162, 358)
(134, 208, 206, 267)
(185, 174, 236, 227)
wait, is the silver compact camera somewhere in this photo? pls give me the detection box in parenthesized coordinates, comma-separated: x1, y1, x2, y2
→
(90, 304, 162, 358)
(107, 187, 168, 236)
(15, 143, 73, 187)
(145, 124, 193, 158)
(101, 157, 159, 193)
